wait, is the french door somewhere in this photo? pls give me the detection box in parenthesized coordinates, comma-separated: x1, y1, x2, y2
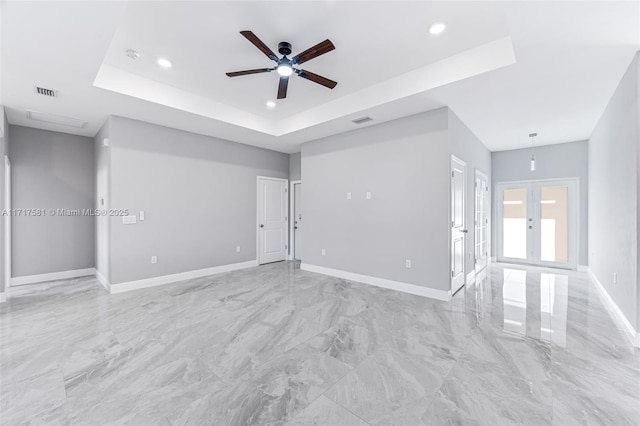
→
(496, 179, 578, 270)
(474, 171, 489, 272)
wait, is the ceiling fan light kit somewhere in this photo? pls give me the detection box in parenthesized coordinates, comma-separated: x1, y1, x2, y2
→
(226, 31, 337, 99)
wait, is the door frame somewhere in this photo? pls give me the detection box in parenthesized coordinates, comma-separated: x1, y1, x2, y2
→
(495, 177, 579, 270)
(474, 169, 489, 273)
(289, 180, 301, 261)
(4, 155, 11, 291)
(256, 176, 289, 265)
(450, 155, 467, 295)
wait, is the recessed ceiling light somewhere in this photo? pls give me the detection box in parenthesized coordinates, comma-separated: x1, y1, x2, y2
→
(266, 101, 276, 108)
(429, 22, 446, 35)
(157, 58, 172, 68)
(126, 49, 140, 60)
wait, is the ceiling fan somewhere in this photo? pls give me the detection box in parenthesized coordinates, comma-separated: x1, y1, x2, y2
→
(226, 31, 337, 100)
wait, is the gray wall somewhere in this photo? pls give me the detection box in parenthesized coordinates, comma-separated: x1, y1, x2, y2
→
(94, 119, 111, 282)
(492, 140, 589, 266)
(107, 116, 289, 285)
(0, 107, 8, 293)
(588, 53, 638, 330)
(301, 109, 451, 290)
(289, 152, 301, 181)
(10, 126, 95, 277)
(448, 109, 492, 275)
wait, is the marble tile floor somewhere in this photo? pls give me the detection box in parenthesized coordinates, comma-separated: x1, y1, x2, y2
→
(1, 261, 638, 425)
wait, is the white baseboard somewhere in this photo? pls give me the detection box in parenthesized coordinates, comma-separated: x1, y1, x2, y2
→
(301, 263, 451, 301)
(11, 268, 96, 286)
(466, 270, 476, 285)
(0, 292, 5, 303)
(95, 270, 111, 293)
(587, 267, 639, 348)
(108, 260, 258, 294)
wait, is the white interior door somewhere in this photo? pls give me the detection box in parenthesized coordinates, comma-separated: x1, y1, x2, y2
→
(258, 177, 288, 265)
(451, 156, 466, 294)
(497, 179, 577, 269)
(293, 182, 302, 260)
(4, 156, 11, 289)
(475, 170, 489, 272)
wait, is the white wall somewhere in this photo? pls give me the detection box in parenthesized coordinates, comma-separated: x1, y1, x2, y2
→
(301, 109, 451, 290)
(0, 107, 8, 294)
(106, 116, 289, 286)
(588, 53, 639, 331)
(492, 140, 589, 266)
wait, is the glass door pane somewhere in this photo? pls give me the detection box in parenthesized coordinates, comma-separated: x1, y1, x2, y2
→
(502, 188, 528, 259)
(540, 185, 569, 263)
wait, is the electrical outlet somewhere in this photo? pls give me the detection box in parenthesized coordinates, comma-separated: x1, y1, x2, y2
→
(405, 259, 412, 268)
(321, 249, 326, 256)
(613, 272, 617, 284)
(236, 246, 241, 253)
(151, 256, 157, 264)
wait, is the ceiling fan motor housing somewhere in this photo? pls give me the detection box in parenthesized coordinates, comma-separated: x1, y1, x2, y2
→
(278, 42, 292, 56)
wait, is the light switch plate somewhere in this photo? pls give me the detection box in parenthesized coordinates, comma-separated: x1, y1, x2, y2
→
(139, 211, 145, 221)
(366, 192, 372, 199)
(236, 246, 241, 252)
(405, 259, 412, 268)
(321, 249, 326, 256)
(347, 192, 352, 200)
(122, 215, 137, 225)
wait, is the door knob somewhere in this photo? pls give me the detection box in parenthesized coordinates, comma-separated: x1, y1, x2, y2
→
(260, 224, 264, 228)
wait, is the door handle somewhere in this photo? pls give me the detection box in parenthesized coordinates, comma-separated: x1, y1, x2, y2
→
(461, 229, 468, 233)
(260, 224, 264, 228)
(294, 226, 298, 230)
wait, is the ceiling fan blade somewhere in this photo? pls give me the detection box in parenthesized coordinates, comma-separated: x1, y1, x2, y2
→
(277, 76, 289, 99)
(226, 68, 273, 77)
(240, 31, 279, 62)
(292, 39, 335, 65)
(297, 69, 337, 89)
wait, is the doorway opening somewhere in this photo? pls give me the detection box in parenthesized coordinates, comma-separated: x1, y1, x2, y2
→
(451, 155, 467, 294)
(290, 180, 302, 261)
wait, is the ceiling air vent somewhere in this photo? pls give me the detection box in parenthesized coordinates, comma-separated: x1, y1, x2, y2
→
(33, 86, 57, 97)
(352, 116, 373, 125)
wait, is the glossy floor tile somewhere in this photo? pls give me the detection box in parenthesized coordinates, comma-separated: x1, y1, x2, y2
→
(1, 262, 638, 425)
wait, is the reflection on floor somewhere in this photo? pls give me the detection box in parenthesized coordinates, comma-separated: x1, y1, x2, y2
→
(1, 262, 638, 424)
